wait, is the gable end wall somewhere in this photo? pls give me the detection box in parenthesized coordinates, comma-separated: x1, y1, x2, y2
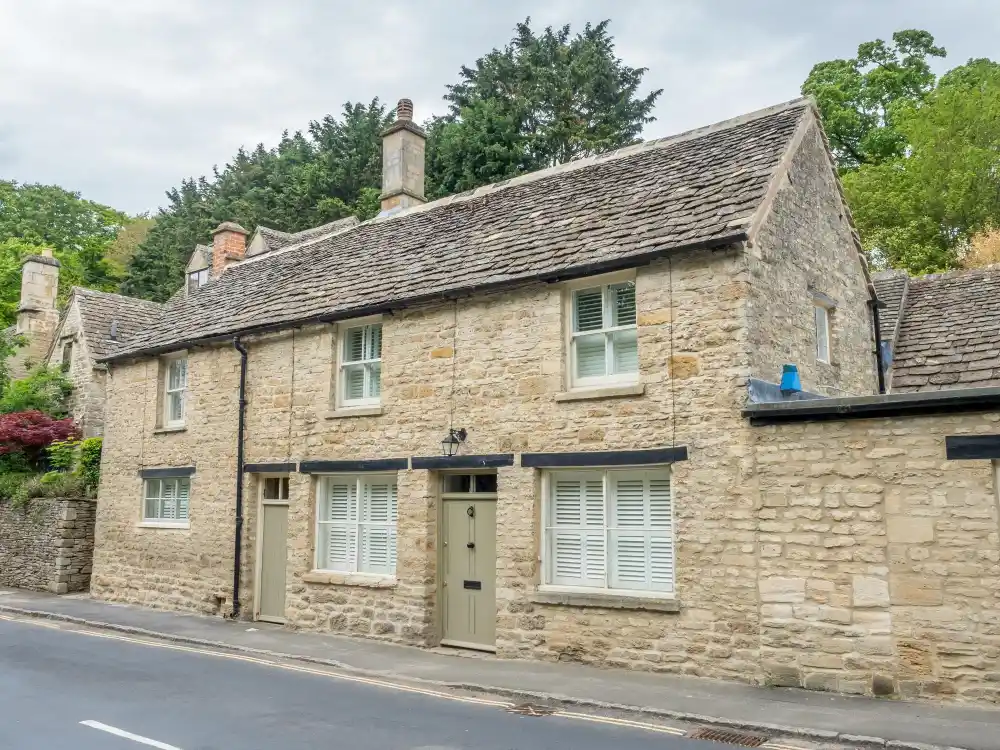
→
(748, 119, 877, 397)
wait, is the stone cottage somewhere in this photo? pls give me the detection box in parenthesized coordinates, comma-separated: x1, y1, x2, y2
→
(91, 94, 896, 679)
(5, 249, 162, 436)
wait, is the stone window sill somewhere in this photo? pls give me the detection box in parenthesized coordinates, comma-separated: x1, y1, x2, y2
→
(153, 424, 187, 434)
(325, 406, 384, 419)
(137, 521, 190, 530)
(302, 570, 397, 588)
(531, 588, 679, 612)
(554, 383, 645, 402)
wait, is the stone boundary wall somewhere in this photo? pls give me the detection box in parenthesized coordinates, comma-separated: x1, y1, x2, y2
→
(752, 410, 1000, 704)
(0, 497, 96, 593)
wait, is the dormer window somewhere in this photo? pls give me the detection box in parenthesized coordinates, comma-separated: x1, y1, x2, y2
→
(188, 268, 209, 294)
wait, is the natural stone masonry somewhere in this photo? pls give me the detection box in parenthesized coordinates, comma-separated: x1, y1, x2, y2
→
(91, 102, 888, 696)
(752, 412, 1000, 703)
(0, 497, 96, 593)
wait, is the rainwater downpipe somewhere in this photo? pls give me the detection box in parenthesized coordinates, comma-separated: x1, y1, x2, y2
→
(869, 299, 886, 395)
(231, 337, 249, 618)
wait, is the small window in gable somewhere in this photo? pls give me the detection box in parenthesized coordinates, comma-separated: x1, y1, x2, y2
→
(338, 322, 382, 407)
(60, 341, 72, 373)
(570, 280, 638, 388)
(814, 304, 831, 364)
(188, 268, 209, 294)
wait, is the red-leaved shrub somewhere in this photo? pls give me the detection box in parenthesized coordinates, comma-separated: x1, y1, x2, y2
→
(0, 410, 79, 466)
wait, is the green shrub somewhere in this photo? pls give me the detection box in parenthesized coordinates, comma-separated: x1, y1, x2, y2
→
(15, 472, 86, 504)
(47, 439, 80, 471)
(0, 471, 32, 502)
(0, 366, 73, 417)
(79, 437, 102, 493)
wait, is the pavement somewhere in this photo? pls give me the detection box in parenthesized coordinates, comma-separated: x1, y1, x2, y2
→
(0, 616, 714, 750)
(2, 588, 1000, 750)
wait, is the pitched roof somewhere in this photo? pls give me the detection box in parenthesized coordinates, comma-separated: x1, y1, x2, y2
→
(884, 266, 1000, 392)
(105, 98, 815, 362)
(71, 288, 165, 361)
(872, 270, 908, 345)
(248, 218, 360, 257)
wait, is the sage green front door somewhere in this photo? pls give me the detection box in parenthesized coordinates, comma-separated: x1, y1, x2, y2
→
(257, 476, 289, 624)
(441, 477, 497, 650)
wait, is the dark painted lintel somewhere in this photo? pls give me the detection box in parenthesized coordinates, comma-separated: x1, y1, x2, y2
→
(946, 435, 1000, 460)
(139, 466, 196, 479)
(521, 447, 688, 468)
(411, 454, 515, 470)
(244, 462, 297, 474)
(299, 458, 408, 474)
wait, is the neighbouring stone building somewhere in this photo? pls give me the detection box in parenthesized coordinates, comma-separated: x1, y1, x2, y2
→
(88, 96, 1000, 704)
(4, 248, 163, 437)
(0, 497, 96, 593)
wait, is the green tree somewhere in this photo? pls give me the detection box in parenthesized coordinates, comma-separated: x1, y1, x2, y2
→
(425, 18, 661, 197)
(802, 29, 946, 170)
(122, 101, 392, 301)
(842, 58, 1000, 273)
(0, 181, 129, 295)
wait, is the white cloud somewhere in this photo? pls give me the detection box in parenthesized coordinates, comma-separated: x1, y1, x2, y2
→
(0, 0, 995, 214)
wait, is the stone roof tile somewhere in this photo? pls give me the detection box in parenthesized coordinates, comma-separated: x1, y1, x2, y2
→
(73, 288, 165, 361)
(888, 266, 1000, 392)
(105, 98, 812, 361)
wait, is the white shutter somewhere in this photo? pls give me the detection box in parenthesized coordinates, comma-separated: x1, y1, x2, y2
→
(322, 479, 357, 571)
(144, 480, 160, 520)
(573, 288, 605, 332)
(359, 477, 397, 575)
(548, 475, 606, 587)
(648, 476, 674, 590)
(609, 471, 674, 593)
(176, 479, 190, 520)
(161, 480, 176, 520)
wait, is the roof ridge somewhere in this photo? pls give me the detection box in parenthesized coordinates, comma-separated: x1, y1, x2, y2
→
(912, 265, 1000, 284)
(378, 97, 813, 225)
(72, 286, 164, 307)
(234, 97, 811, 271)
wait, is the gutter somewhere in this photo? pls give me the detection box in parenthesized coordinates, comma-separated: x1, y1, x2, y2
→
(744, 386, 1000, 424)
(230, 337, 249, 619)
(98, 232, 748, 364)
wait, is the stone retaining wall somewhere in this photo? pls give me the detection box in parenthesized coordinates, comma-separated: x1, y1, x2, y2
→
(0, 497, 96, 593)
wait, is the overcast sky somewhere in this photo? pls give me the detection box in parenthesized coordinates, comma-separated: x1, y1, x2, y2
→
(1, 0, 996, 215)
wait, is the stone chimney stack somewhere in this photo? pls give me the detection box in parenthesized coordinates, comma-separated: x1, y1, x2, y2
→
(12, 248, 61, 378)
(211, 221, 249, 276)
(380, 98, 426, 215)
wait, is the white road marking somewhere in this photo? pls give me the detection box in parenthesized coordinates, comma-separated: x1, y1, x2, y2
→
(553, 710, 688, 736)
(2, 613, 694, 739)
(80, 720, 182, 749)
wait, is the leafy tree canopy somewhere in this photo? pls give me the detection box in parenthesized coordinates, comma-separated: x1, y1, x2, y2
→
(802, 29, 946, 171)
(0, 182, 132, 325)
(425, 18, 661, 197)
(121, 101, 391, 301)
(840, 57, 1000, 273)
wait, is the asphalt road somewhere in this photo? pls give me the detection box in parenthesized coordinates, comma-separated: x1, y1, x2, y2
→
(0, 616, 726, 750)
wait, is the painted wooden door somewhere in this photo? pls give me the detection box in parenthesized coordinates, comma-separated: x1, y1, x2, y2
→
(258, 503, 288, 623)
(441, 499, 496, 650)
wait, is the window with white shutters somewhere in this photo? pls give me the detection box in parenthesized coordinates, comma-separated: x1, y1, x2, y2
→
(339, 322, 382, 407)
(544, 468, 674, 595)
(143, 478, 190, 525)
(316, 475, 397, 575)
(570, 281, 638, 389)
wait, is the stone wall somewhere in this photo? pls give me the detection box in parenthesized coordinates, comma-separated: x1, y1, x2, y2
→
(0, 497, 96, 593)
(752, 411, 1000, 703)
(749, 121, 877, 397)
(92, 124, 879, 685)
(46, 299, 107, 438)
